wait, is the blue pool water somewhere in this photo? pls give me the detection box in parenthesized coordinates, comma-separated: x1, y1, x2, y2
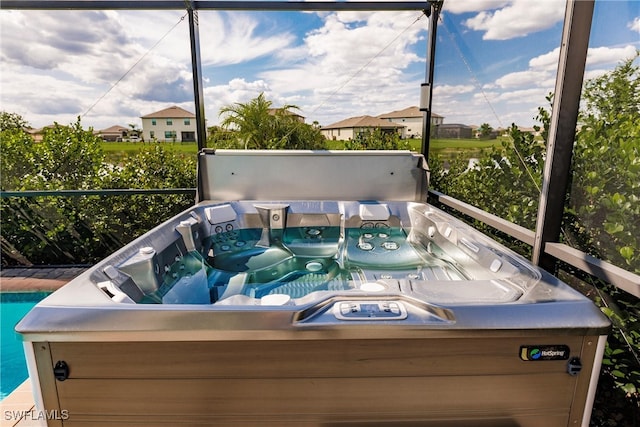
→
(1, 292, 49, 400)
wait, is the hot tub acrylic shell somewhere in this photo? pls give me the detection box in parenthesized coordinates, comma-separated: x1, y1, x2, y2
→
(16, 150, 610, 427)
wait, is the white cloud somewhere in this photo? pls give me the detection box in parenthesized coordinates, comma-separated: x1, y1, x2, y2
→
(463, 0, 565, 40)
(0, 11, 142, 78)
(529, 48, 560, 71)
(303, 11, 423, 71)
(0, 64, 145, 129)
(527, 44, 637, 76)
(245, 10, 427, 126)
(465, 42, 638, 130)
(0, 10, 195, 127)
(443, 0, 511, 14)
(204, 78, 272, 123)
(587, 45, 638, 66)
(107, 11, 296, 66)
(199, 12, 296, 66)
(2, 3, 635, 133)
(0, 9, 299, 128)
(444, 86, 550, 127)
(433, 84, 476, 96)
(490, 87, 549, 103)
(0, 8, 427, 128)
(495, 70, 553, 88)
(583, 68, 610, 81)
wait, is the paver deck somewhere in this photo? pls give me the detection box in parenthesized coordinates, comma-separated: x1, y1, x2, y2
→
(0, 267, 87, 292)
(0, 380, 45, 427)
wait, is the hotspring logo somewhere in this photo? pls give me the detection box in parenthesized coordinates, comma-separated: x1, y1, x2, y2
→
(520, 345, 570, 361)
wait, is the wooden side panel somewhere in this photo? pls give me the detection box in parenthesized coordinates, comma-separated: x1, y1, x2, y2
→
(58, 376, 571, 426)
(41, 336, 595, 426)
(49, 337, 585, 379)
(31, 342, 63, 427)
(568, 336, 601, 425)
(62, 419, 565, 427)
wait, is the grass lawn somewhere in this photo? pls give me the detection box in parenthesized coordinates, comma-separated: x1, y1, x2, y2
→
(426, 138, 504, 160)
(101, 141, 199, 156)
(101, 141, 199, 163)
(101, 138, 503, 162)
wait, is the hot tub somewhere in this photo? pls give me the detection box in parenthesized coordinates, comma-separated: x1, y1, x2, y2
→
(17, 150, 610, 427)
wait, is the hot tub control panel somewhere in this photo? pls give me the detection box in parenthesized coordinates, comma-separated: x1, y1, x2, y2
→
(333, 300, 407, 320)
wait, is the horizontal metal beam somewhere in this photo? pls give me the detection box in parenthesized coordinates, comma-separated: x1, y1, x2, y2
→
(545, 243, 640, 298)
(428, 190, 536, 246)
(0, 189, 196, 198)
(428, 190, 640, 297)
(0, 1, 429, 11)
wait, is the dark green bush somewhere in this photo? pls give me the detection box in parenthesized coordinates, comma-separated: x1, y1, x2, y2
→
(0, 118, 195, 266)
(429, 56, 640, 424)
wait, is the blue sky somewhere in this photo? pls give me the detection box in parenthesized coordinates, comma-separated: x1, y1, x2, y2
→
(1, 1, 638, 131)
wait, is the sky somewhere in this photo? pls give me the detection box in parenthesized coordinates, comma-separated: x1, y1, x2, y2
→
(1, 0, 639, 131)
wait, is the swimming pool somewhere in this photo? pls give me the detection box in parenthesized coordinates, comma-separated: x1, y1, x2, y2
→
(1, 292, 50, 400)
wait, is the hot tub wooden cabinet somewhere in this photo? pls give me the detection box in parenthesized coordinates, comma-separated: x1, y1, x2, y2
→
(17, 150, 610, 427)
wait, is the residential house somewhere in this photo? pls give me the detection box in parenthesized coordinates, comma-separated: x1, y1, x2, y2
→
(98, 125, 129, 142)
(267, 108, 305, 123)
(25, 126, 50, 142)
(518, 126, 542, 137)
(436, 123, 474, 139)
(496, 126, 541, 138)
(471, 125, 499, 140)
(321, 115, 404, 141)
(377, 106, 444, 139)
(141, 106, 197, 142)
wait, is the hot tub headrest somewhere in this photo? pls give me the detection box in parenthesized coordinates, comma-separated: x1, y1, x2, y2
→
(198, 149, 428, 202)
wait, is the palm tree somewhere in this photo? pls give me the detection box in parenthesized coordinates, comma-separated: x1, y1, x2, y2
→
(218, 93, 299, 149)
(479, 123, 493, 139)
(128, 123, 142, 141)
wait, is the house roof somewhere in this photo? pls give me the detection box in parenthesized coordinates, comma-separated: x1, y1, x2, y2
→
(377, 106, 443, 119)
(25, 125, 59, 135)
(99, 125, 128, 134)
(267, 108, 304, 119)
(438, 123, 472, 129)
(323, 115, 404, 130)
(141, 106, 195, 119)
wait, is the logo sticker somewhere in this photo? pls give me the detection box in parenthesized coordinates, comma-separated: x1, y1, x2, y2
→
(520, 345, 570, 361)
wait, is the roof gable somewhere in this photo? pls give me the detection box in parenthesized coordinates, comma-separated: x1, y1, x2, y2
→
(439, 123, 472, 129)
(377, 106, 443, 119)
(141, 106, 195, 119)
(267, 108, 304, 119)
(99, 125, 128, 133)
(323, 115, 403, 130)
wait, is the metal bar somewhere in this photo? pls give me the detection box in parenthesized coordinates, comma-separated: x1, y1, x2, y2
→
(186, 4, 208, 203)
(545, 243, 640, 298)
(428, 190, 536, 246)
(532, 0, 595, 271)
(187, 7, 206, 153)
(0, 189, 196, 198)
(0, 1, 429, 11)
(420, 0, 442, 162)
(430, 189, 640, 296)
